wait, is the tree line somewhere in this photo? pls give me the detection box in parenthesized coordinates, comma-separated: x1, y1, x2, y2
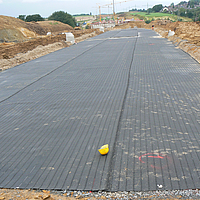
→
(169, 0, 200, 21)
(174, 2, 200, 21)
(145, 0, 200, 21)
(18, 11, 77, 27)
(129, 5, 163, 13)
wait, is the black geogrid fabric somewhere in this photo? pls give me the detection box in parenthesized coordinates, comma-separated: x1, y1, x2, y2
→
(0, 30, 137, 190)
(0, 29, 200, 191)
(109, 29, 200, 191)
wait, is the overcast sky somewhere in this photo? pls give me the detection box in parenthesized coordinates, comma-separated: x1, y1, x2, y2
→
(0, 0, 181, 18)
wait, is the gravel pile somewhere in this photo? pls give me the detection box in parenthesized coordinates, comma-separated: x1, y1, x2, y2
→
(52, 189, 200, 199)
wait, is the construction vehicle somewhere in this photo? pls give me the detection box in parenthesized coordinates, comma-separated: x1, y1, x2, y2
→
(74, 26, 81, 30)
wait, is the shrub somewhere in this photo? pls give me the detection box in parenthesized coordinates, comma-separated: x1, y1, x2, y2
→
(145, 20, 151, 24)
(25, 14, 44, 22)
(48, 11, 76, 27)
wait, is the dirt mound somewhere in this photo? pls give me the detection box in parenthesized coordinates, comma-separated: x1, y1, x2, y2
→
(128, 21, 146, 28)
(118, 13, 127, 17)
(0, 16, 31, 42)
(0, 15, 27, 29)
(0, 34, 66, 59)
(36, 21, 73, 34)
(152, 20, 200, 45)
(0, 28, 27, 43)
(149, 20, 172, 26)
(0, 41, 69, 71)
(171, 22, 200, 45)
(0, 30, 103, 71)
(72, 29, 94, 37)
(24, 22, 47, 35)
(0, 15, 47, 36)
(0, 15, 74, 42)
(153, 20, 200, 63)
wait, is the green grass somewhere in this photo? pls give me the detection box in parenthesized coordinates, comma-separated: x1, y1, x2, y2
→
(132, 12, 172, 17)
(131, 12, 192, 22)
(49, 22, 59, 25)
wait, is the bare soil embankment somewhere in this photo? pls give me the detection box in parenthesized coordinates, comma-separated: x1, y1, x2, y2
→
(0, 16, 102, 71)
(149, 20, 200, 63)
(0, 31, 100, 71)
(0, 15, 73, 41)
(1, 16, 200, 69)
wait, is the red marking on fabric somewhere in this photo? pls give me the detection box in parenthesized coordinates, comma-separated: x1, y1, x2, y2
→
(139, 152, 172, 170)
(148, 155, 164, 159)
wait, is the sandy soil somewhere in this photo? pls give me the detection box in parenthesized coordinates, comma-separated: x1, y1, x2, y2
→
(0, 188, 91, 200)
(0, 188, 68, 200)
(1, 16, 200, 71)
(75, 16, 95, 22)
(0, 31, 99, 71)
(0, 15, 101, 71)
(0, 188, 194, 200)
(152, 21, 200, 63)
(0, 15, 73, 39)
(3, 17, 200, 72)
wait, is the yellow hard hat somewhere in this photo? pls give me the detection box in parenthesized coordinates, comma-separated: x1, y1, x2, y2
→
(98, 144, 109, 155)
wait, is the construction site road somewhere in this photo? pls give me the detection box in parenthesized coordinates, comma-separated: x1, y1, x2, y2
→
(0, 28, 200, 192)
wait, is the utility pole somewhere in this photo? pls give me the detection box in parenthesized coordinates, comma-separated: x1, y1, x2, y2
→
(99, 5, 101, 22)
(177, 5, 180, 21)
(113, 0, 115, 20)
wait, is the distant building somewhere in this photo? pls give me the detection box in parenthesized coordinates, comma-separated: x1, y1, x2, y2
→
(161, 6, 169, 12)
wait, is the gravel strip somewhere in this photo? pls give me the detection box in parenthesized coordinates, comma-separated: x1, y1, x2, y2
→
(50, 189, 200, 199)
